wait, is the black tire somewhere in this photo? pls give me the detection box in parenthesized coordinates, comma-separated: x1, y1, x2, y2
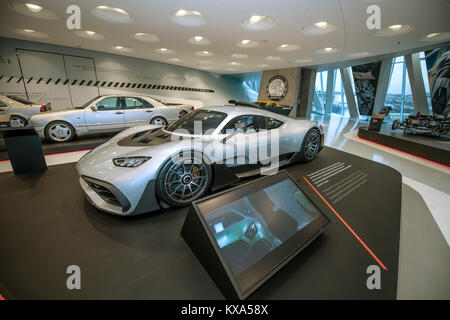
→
(9, 115, 27, 128)
(45, 121, 75, 143)
(155, 151, 212, 207)
(149, 116, 168, 126)
(299, 128, 321, 162)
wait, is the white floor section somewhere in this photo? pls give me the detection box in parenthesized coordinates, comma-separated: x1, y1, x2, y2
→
(402, 177, 450, 246)
(0, 150, 90, 173)
(344, 129, 450, 174)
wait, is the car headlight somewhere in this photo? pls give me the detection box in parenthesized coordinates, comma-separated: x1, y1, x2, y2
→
(113, 156, 151, 168)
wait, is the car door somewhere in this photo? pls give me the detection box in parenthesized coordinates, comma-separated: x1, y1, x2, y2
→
(84, 96, 125, 132)
(220, 115, 267, 166)
(123, 97, 154, 127)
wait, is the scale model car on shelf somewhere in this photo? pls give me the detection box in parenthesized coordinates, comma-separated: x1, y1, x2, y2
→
(29, 94, 194, 142)
(76, 102, 324, 216)
(0, 95, 51, 128)
(391, 112, 450, 137)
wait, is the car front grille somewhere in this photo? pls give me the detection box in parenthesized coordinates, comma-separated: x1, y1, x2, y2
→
(86, 181, 122, 208)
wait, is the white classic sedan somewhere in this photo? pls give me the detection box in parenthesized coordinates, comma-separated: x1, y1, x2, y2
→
(30, 94, 194, 142)
(0, 95, 50, 127)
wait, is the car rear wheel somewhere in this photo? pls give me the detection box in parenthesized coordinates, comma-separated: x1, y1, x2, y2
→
(9, 115, 27, 128)
(299, 128, 321, 162)
(156, 151, 212, 207)
(45, 121, 75, 143)
(150, 116, 168, 126)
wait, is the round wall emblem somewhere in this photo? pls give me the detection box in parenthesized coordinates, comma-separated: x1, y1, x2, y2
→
(266, 75, 288, 100)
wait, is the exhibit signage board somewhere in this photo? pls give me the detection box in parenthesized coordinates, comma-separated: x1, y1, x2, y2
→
(181, 170, 330, 299)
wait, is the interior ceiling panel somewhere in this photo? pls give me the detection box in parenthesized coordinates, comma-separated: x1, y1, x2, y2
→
(0, 0, 449, 74)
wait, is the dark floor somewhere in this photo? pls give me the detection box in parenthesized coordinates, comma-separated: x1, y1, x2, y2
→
(0, 147, 402, 299)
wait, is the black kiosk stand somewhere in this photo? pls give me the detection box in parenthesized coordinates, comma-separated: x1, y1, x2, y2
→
(1, 128, 47, 174)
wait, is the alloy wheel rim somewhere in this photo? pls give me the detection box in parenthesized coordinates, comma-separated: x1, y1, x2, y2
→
(164, 158, 208, 203)
(49, 124, 71, 141)
(10, 117, 25, 128)
(152, 118, 166, 126)
(304, 130, 320, 160)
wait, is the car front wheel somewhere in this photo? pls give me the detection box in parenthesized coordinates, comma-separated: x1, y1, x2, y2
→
(45, 121, 75, 143)
(156, 151, 212, 207)
(299, 128, 321, 162)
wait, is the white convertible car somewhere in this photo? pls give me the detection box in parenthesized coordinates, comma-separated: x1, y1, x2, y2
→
(30, 94, 194, 142)
(0, 95, 50, 127)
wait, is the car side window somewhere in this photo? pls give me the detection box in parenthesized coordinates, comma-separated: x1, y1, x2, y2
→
(96, 97, 120, 111)
(222, 115, 266, 134)
(124, 97, 145, 109)
(142, 99, 154, 109)
(0, 101, 7, 107)
(266, 117, 283, 130)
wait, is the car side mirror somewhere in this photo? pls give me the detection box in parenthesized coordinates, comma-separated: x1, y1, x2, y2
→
(91, 106, 98, 111)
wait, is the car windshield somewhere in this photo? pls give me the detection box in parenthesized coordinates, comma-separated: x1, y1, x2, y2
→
(75, 96, 101, 109)
(166, 109, 227, 135)
(6, 95, 35, 105)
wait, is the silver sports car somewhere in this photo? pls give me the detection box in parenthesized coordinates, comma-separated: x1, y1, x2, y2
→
(0, 95, 50, 127)
(29, 94, 193, 142)
(75, 104, 324, 215)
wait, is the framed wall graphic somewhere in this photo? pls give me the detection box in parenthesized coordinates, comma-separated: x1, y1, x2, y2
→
(352, 61, 382, 116)
(266, 75, 288, 100)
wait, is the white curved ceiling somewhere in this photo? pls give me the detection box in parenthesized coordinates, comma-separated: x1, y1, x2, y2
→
(0, 0, 449, 74)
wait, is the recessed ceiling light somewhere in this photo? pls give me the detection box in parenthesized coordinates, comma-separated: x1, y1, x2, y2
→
(112, 46, 132, 53)
(226, 68, 236, 71)
(317, 47, 339, 54)
(228, 61, 242, 66)
(15, 28, 49, 38)
(195, 50, 214, 57)
(92, 6, 132, 23)
(314, 21, 328, 29)
(187, 36, 211, 45)
(25, 3, 42, 13)
(388, 24, 403, 31)
(347, 52, 371, 58)
(236, 39, 259, 48)
(374, 25, 413, 37)
(277, 44, 301, 52)
(171, 9, 206, 26)
(266, 56, 282, 61)
(10, 1, 58, 19)
(133, 33, 159, 42)
(242, 15, 275, 30)
(302, 21, 336, 35)
(75, 30, 105, 40)
(419, 32, 450, 42)
(167, 58, 182, 63)
(199, 66, 213, 70)
(230, 53, 249, 59)
(258, 64, 270, 68)
(155, 48, 175, 54)
(426, 33, 440, 38)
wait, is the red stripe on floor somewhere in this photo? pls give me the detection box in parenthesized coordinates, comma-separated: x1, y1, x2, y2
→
(303, 176, 388, 271)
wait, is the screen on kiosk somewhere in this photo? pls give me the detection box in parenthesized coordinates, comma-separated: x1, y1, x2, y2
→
(198, 176, 322, 290)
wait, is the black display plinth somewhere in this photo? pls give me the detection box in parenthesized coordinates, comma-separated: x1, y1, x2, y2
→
(1, 128, 47, 174)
